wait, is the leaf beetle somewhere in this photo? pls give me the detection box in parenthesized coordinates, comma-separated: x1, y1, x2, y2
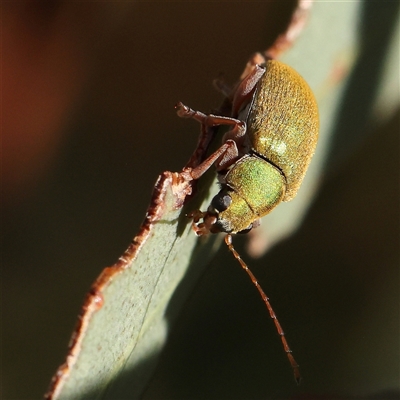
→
(176, 54, 319, 383)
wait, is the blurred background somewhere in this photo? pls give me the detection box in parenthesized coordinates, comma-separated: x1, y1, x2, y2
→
(2, 1, 399, 399)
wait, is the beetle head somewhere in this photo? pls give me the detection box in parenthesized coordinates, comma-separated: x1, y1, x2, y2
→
(191, 186, 255, 235)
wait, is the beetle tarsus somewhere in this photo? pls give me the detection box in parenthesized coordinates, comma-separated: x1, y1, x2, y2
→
(187, 209, 218, 236)
(175, 102, 192, 117)
(176, 102, 208, 124)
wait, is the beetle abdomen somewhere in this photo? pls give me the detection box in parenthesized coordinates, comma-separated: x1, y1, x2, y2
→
(248, 60, 319, 201)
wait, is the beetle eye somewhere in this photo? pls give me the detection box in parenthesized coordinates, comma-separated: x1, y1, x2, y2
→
(211, 192, 232, 212)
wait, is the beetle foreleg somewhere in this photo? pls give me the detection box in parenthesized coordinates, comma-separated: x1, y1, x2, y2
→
(187, 210, 217, 236)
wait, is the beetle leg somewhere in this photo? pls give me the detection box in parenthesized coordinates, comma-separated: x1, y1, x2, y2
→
(181, 139, 239, 181)
(176, 102, 208, 124)
(176, 102, 244, 132)
(176, 102, 247, 144)
(239, 52, 267, 80)
(213, 139, 241, 172)
(187, 210, 217, 236)
(232, 63, 265, 117)
(176, 102, 247, 175)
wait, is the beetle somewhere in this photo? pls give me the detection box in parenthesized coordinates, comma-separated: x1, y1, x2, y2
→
(176, 54, 319, 383)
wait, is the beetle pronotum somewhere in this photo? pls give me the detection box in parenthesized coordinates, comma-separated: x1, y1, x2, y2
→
(176, 54, 319, 383)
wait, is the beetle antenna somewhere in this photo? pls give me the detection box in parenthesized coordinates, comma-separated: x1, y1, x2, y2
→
(224, 234, 301, 384)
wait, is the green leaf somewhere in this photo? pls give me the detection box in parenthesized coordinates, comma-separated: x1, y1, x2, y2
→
(46, 169, 221, 399)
